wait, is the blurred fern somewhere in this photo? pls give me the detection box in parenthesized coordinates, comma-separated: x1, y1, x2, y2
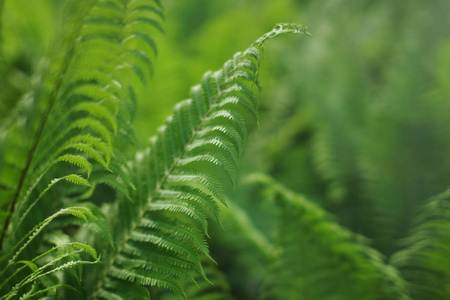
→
(159, 258, 235, 300)
(391, 189, 450, 299)
(247, 174, 410, 300)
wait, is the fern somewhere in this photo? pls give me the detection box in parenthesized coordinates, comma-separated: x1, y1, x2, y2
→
(7, 1, 447, 300)
(89, 24, 308, 299)
(1, 0, 162, 242)
(159, 258, 235, 300)
(1, 1, 309, 296)
(391, 188, 450, 299)
(1, 0, 162, 297)
(0, 207, 98, 299)
(247, 174, 410, 300)
(207, 200, 272, 299)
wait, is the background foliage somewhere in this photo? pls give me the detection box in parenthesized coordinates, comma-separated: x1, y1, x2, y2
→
(1, 0, 450, 299)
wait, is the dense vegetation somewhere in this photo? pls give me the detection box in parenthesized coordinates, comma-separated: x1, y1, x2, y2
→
(1, 0, 450, 299)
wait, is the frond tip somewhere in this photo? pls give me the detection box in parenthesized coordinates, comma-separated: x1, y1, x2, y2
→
(252, 23, 310, 48)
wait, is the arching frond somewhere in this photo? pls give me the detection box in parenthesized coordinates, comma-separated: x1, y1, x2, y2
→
(391, 188, 450, 300)
(246, 174, 410, 300)
(0, 0, 163, 247)
(207, 200, 271, 299)
(160, 258, 235, 300)
(0, 207, 99, 299)
(0, 0, 163, 298)
(91, 24, 308, 299)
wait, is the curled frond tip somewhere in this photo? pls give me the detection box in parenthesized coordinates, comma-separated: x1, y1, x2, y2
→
(252, 23, 310, 48)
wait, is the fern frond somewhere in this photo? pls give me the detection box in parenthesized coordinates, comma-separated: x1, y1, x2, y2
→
(246, 174, 410, 300)
(160, 258, 234, 300)
(0, 0, 163, 249)
(0, 207, 98, 299)
(3, 207, 94, 268)
(391, 188, 450, 299)
(15, 284, 78, 300)
(91, 24, 308, 299)
(206, 200, 272, 299)
(0, 2, 160, 293)
(3, 258, 98, 300)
